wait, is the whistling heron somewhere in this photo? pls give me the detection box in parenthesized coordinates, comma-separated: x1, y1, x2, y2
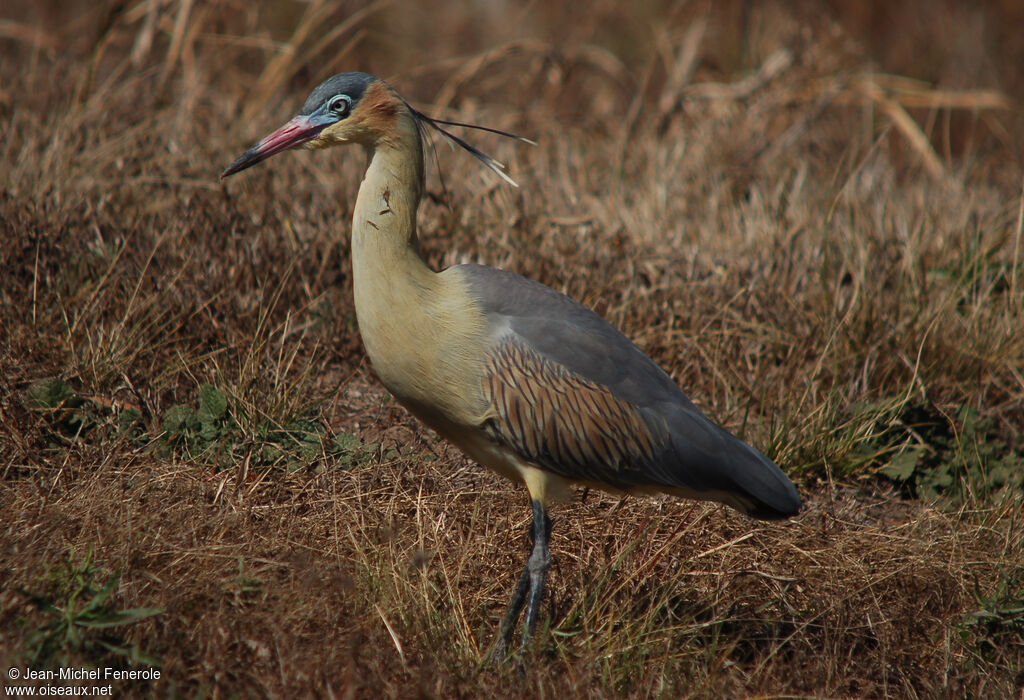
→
(222, 72, 800, 660)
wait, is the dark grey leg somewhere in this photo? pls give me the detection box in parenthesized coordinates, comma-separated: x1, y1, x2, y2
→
(490, 499, 552, 663)
(521, 499, 551, 640)
(495, 562, 531, 652)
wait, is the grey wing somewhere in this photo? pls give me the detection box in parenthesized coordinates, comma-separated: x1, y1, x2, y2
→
(458, 264, 800, 520)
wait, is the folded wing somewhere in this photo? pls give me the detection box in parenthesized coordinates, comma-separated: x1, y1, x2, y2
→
(459, 264, 800, 520)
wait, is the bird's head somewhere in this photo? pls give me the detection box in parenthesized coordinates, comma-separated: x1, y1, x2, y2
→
(222, 72, 402, 178)
(222, 71, 532, 182)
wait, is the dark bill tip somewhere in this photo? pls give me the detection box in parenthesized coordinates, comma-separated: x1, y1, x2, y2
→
(220, 115, 326, 179)
(220, 147, 266, 180)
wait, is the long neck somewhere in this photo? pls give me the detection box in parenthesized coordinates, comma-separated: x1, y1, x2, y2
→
(347, 109, 491, 431)
(350, 112, 442, 397)
(351, 113, 427, 277)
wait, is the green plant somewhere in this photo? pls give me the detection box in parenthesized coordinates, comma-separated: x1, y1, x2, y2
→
(329, 430, 378, 469)
(878, 403, 1024, 503)
(958, 568, 1024, 665)
(19, 548, 162, 669)
(26, 378, 95, 441)
(161, 383, 233, 447)
(159, 383, 375, 471)
(26, 378, 145, 447)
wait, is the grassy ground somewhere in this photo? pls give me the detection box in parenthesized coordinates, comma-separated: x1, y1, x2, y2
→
(2, 0, 1023, 697)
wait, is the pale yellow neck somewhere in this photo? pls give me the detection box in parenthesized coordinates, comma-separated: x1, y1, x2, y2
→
(350, 113, 438, 394)
(346, 109, 491, 432)
(351, 113, 427, 276)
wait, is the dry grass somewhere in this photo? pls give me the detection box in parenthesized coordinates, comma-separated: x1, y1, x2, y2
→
(2, 0, 1023, 697)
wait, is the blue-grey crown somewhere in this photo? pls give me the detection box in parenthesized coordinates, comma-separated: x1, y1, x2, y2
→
(299, 72, 378, 116)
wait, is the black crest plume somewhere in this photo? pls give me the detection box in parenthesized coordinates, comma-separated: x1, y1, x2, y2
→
(406, 102, 535, 187)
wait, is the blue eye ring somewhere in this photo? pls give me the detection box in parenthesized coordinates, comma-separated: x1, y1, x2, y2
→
(328, 94, 352, 116)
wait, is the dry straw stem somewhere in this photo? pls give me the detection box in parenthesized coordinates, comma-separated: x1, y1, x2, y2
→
(239, 0, 389, 124)
(0, 18, 60, 48)
(689, 63, 1011, 181)
(850, 75, 1010, 180)
(1012, 179, 1024, 307)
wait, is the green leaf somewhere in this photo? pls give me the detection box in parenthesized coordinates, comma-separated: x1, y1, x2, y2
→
(199, 420, 220, 442)
(330, 431, 375, 469)
(162, 404, 196, 435)
(929, 463, 954, 489)
(78, 573, 118, 615)
(77, 607, 163, 629)
(27, 378, 78, 410)
(880, 449, 920, 482)
(117, 408, 143, 435)
(197, 384, 228, 423)
(331, 431, 361, 453)
(286, 418, 322, 439)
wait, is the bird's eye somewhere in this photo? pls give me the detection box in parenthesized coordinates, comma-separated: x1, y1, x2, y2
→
(328, 94, 352, 116)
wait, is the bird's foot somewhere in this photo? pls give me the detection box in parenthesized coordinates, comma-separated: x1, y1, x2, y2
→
(488, 499, 552, 666)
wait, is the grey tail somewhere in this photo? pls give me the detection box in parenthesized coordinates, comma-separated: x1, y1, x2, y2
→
(723, 437, 801, 520)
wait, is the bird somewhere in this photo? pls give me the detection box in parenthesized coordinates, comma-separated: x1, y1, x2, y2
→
(222, 71, 800, 660)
